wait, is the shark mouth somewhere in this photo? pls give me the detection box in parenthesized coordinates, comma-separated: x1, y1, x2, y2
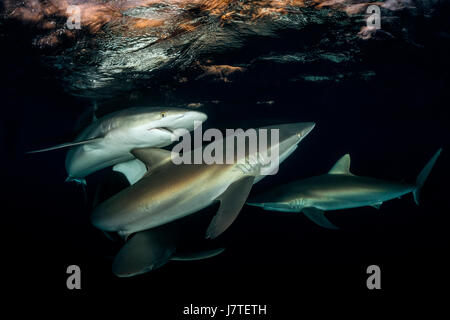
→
(148, 127, 175, 135)
(159, 127, 175, 135)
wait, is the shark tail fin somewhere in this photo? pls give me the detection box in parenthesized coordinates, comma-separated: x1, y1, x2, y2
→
(112, 229, 177, 277)
(413, 148, 442, 205)
(27, 137, 103, 153)
(171, 248, 225, 261)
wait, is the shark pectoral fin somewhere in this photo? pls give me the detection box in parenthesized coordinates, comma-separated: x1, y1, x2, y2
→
(27, 137, 104, 153)
(113, 159, 147, 185)
(206, 176, 255, 239)
(172, 248, 225, 261)
(112, 229, 177, 277)
(131, 147, 172, 172)
(302, 207, 338, 230)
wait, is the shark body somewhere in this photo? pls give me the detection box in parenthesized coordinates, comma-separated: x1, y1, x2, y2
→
(29, 107, 207, 184)
(248, 149, 442, 229)
(91, 122, 316, 240)
(91, 122, 315, 277)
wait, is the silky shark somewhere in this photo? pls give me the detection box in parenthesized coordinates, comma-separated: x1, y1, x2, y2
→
(28, 107, 207, 184)
(91, 122, 316, 242)
(247, 149, 442, 229)
(111, 224, 226, 277)
(92, 170, 225, 277)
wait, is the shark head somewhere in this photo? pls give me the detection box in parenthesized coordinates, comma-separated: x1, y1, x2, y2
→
(273, 122, 316, 158)
(249, 122, 315, 178)
(64, 107, 207, 179)
(135, 107, 207, 133)
(110, 107, 207, 147)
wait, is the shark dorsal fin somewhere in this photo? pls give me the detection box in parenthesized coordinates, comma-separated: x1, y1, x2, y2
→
(131, 148, 172, 172)
(328, 154, 352, 175)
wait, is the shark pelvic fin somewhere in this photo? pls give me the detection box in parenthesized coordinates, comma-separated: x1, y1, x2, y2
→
(65, 176, 86, 185)
(302, 207, 338, 230)
(328, 154, 353, 175)
(112, 229, 177, 277)
(172, 248, 225, 261)
(413, 148, 442, 205)
(27, 137, 103, 153)
(206, 176, 255, 239)
(131, 147, 172, 173)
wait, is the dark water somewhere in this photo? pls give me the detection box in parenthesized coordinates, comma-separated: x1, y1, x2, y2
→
(2, 0, 450, 313)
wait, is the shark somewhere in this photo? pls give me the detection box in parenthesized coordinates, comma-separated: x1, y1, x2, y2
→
(91, 122, 316, 242)
(247, 148, 442, 229)
(28, 107, 207, 185)
(111, 223, 226, 277)
(92, 167, 226, 277)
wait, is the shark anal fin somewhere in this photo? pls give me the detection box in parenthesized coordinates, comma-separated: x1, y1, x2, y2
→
(172, 248, 225, 261)
(413, 148, 442, 205)
(27, 137, 103, 153)
(206, 176, 255, 239)
(302, 207, 338, 230)
(371, 202, 383, 210)
(112, 229, 177, 277)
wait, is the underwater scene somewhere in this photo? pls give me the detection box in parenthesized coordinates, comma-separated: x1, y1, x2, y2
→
(2, 0, 450, 313)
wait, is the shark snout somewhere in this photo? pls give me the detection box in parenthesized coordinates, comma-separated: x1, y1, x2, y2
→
(269, 122, 315, 159)
(298, 122, 316, 138)
(181, 111, 207, 126)
(165, 110, 207, 132)
(145, 110, 207, 132)
(277, 121, 316, 144)
(186, 111, 207, 123)
(263, 121, 316, 141)
(281, 122, 316, 140)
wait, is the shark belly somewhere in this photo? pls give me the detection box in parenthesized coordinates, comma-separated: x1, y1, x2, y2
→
(311, 187, 414, 211)
(65, 142, 134, 178)
(127, 184, 229, 233)
(252, 202, 299, 212)
(91, 165, 239, 235)
(66, 128, 174, 178)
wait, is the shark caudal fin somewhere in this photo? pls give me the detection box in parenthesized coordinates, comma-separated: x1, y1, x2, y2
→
(112, 228, 177, 277)
(27, 137, 103, 153)
(413, 148, 442, 205)
(171, 248, 225, 261)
